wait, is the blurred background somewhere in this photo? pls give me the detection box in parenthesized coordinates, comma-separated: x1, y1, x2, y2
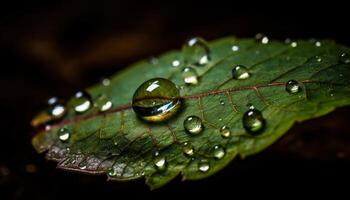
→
(1, 0, 349, 199)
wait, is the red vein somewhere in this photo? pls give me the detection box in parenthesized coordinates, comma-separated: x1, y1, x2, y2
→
(36, 80, 319, 131)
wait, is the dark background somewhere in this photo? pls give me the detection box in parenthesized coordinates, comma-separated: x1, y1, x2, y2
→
(1, 0, 350, 199)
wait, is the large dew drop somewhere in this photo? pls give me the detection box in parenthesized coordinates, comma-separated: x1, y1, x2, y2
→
(184, 116, 203, 135)
(242, 107, 265, 135)
(73, 91, 92, 113)
(94, 94, 113, 112)
(182, 37, 210, 66)
(232, 65, 250, 80)
(132, 78, 181, 122)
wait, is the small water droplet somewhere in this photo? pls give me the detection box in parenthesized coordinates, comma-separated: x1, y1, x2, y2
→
(286, 80, 302, 94)
(316, 56, 322, 62)
(73, 91, 92, 113)
(285, 38, 291, 44)
(340, 52, 350, 64)
(107, 168, 117, 177)
(315, 41, 322, 47)
(45, 125, 52, 131)
(213, 145, 226, 159)
(232, 45, 239, 51)
(184, 116, 203, 135)
(78, 161, 87, 170)
(182, 142, 194, 156)
(95, 95, 113, 112)
(132, 78, 181, 122)
(255, 33, 269, 44)
(198, 159, 210, 172)
(172, 60, 181, 67)
(232, 65, 250, 80)
(58, 128, 70, 142)
(153, 152, 167, 171)
(220, 126, 231, 138)
(149, 57, 159, 65)
(102, 78, 110, 86)
(242, 107, 265, 135)
(182, 67, 199, 85)
(47, 97, 66, 118)
(182, 37, 210, 66)
(290, 42, 298, 47)
(220, 100, 225, 105)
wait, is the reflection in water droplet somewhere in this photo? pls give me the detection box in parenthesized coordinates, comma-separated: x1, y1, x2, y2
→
(182, 37, 210, 66)
(213, 145, 226, 159)
(232, 65, 250, 80)
(95, 95, 113, 112)
(183, 142, 194, 156)
(154, 152, 167, 171)
(243, 107, 265, 135)
(182, 67, 198, 85)
(58, 128, 70, 142)
(232, 45, 239, 51)
(285, 80, 302, 94)
(73, 91, 92, 113)
(172, 60, 181, 67)
(340, 52, 350, 64)
(198, 159, 210, 172)
(132, 78, 181, 122)
(220, 126, 231, 138)
(184, 116, 203, 135)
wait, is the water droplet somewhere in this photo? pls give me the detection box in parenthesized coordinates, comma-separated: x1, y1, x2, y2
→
(213, 145, 225, 159)
(182, 67, 198, 85)
(95, 95, 113, 112)
(149, 57, 159, 65)
(198, 159, 210, 172)
(242, 107, 265, 135)
(78, 161, 87, 170)
(172, 60, 181, 67)
(285, 38, 291, 44)
(47, 97, 66, 118)
(58, 128, 70, 142)
(182, 37, 210, 66)
(107, 168, 117, 177)
(132, 78, 181, 122)
(255, 33, 269, 44)
(316, 56, 322, 62)
(184, 116, 203, 135)
(220, 100, 225, 105)
(153, 151, 167, 171)
(315, 41, 322, 47)
(182, 142, 194, 156)
(290, 42, 298, 47)
(73, 91, 92, 113)
(220, 126, 231, 138)
(340, 52, 350, 64)
(285, 80, 302, 94)
(232, 65, 250, 80)
(232, 45, 239, 51)
(102, 78, 110, 86)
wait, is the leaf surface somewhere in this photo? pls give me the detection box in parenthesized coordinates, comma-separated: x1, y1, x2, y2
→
(31, 37, 350, 189)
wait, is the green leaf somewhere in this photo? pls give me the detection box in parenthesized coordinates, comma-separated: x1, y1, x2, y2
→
(31, 37, 350, 189)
